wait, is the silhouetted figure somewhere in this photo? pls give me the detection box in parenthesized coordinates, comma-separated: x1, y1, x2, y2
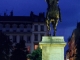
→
(10, 10, 13, 16)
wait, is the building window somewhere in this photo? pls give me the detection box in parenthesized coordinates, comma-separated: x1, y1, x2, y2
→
(17, 25, 19, 28)
(13, 36, 17, 43)
(19, 24, 24, 32)
(27, 36, 31, 43)
(20, 24, 24, 31)
(34, 25, 38, 31)
(40, 19, 44, 22)
(40, 25, 44, 31)
(20, 35, 24, 40)
(40, 34, 44, 41)
(34, 43, 39, 50)
(6, 30, 9, 32)
(27, 29, 31, 32)
(34, 19, 38, 22)
(13, 30, 16, 32)
(3, 24, 5, 28)
(10, 24, 12, 28)
(24, 25, 26, 28)
(20, 30, 23, 32)
(27, 46, 30, 53)
(5, 24, 10, 29)
(13, 24, 17, 29)
(34, 34, 38, 41)
(34, 45, 38, 50)
(27, 24, 32, 28)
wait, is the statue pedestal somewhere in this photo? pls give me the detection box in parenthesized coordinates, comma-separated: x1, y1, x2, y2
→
(39, 36, 66, 60)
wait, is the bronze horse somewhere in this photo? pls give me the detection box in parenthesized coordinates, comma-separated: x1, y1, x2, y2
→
(45, 0, 62, 36)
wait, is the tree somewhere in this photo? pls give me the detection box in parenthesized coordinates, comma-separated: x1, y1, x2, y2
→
(74, 29, 80, 60)
(31, 46, 42, 60)
(75, 37, 80, 60)
(0, 32, 12, 60)
(11, 39, 28, 60)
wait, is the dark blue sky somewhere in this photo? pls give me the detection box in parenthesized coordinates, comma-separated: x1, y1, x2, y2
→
(0, 0, 80, 54)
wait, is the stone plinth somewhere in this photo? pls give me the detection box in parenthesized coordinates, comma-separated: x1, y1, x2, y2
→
(39, 36, 66, 60)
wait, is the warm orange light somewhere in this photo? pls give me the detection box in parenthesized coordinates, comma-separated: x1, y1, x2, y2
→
(27, 58, 30, 60)
(34, 45, 38, 50)
(27, 46, 30, 52)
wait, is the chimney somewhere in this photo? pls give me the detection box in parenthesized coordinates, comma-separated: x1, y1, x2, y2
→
(10, 10, 13, 16)
(4, 12, 7, 16)
(39, 12, 45, 17)
(30, 11, 34, 17)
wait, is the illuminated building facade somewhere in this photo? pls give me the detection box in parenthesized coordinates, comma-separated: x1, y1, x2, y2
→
(0, 11, 48, 53)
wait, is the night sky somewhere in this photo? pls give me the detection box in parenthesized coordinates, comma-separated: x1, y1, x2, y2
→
(0, 0, 80, 55)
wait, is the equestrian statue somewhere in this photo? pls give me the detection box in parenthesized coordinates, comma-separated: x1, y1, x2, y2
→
(45, 0, 62, 36)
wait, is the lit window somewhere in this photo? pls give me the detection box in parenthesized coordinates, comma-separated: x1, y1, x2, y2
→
(34, 25, 38, 31)
(34, 45, 38, 50)
(27, 46, 30, 53)
(40, 25, 44, 31)
(67, 59, 69, 60)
